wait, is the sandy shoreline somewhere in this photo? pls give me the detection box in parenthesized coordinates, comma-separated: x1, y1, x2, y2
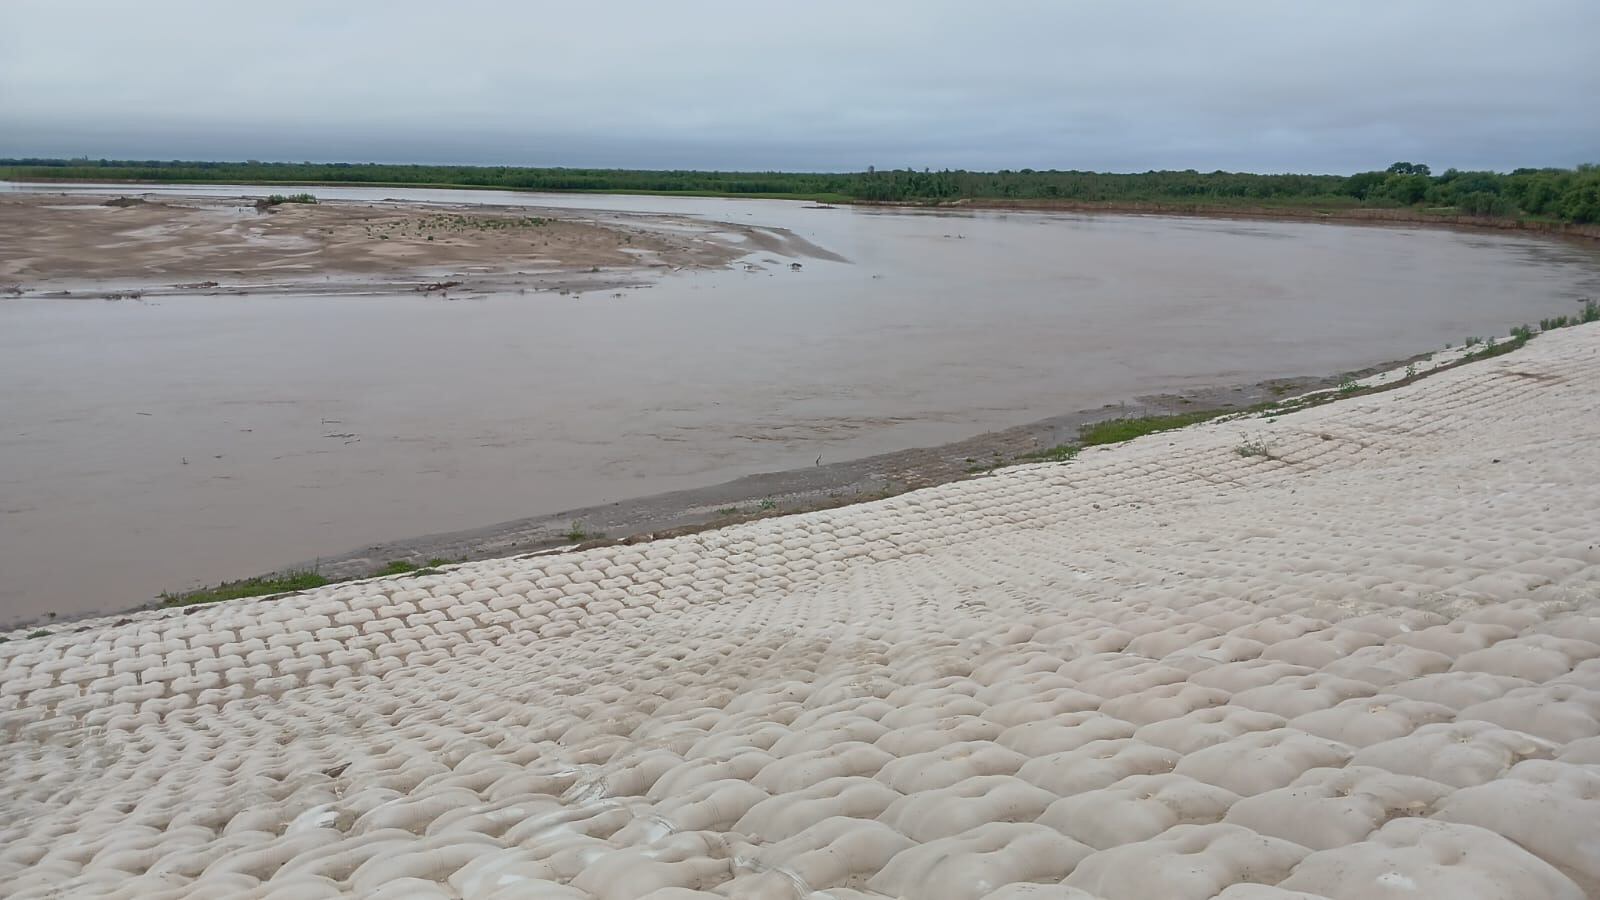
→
(4, 325, 1597, 898)
(0, 191, 836, 299)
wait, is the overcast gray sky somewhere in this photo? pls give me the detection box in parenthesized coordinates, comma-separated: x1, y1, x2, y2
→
(2, 0, 1596, 173)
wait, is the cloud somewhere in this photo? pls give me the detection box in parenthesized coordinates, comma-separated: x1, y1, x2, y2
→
(2, 0, 1596, 172)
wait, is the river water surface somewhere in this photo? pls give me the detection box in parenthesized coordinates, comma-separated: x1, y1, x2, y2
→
(5, 183, 1600, 623)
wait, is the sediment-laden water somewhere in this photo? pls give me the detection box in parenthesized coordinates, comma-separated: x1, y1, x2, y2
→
(3, 182, 1599, 622)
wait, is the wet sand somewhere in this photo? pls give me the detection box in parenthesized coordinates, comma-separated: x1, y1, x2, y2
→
(4, 326, 1598, 898)
(0, 192, 833, 297)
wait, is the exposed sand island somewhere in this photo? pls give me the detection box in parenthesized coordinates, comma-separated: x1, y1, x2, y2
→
(3, 326, 1599, 898)
(0, 192, 832, 297)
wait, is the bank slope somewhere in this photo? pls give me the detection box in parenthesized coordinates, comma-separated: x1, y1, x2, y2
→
(3, 326, 1599, 899)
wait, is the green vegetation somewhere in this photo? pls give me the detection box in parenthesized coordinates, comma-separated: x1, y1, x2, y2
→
(366, 214, 549, 245)
(1236, 436, 1280, 459)
(565, 521, 600, 542)
(1079, 410, 1232, 446)
(28, 629, 50, 639)
(1528, 301, 1596, 341)
(865, 480, 905, 500)
(1021, 444, 1082, 463)
(160, 554, 463, 607)
(258, 192, 318, 207)
(5, 158, 1598, 223)
(1465, 333, 1523, 361)
(1018, 311, 1563, 471)
(160, 569, 329, 607)
(758, 498, 778, 511)
(1020, 409, 1234, 465)
(416, 213, 546, 230)
(375, 559, 455, 576)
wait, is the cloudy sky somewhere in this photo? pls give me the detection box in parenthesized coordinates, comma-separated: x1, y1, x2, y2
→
(2, 0, 1596, 173)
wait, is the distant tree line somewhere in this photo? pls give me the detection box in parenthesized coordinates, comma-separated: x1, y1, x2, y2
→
(3, 158, 1596, 223)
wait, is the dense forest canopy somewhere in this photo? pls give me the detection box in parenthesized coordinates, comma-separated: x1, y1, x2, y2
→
(3, 158, 1596, 224)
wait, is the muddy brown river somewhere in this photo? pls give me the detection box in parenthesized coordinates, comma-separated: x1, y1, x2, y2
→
(4, 182, 1600, 624)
